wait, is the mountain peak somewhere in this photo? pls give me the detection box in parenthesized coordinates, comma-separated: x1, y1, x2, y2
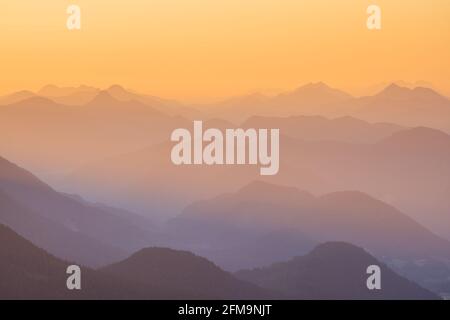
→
(295, 82, 333, 92)
(0, 154, 56, 197)
(107, 84, 126, 91)
(129, 247, 202, 263)
(10, 96, 58, 107)
(0, 90, 36, 105)
(309, 241, 368, 258)
(237, 181, 315, 204)
(107, 84, 128, 94)
(101, 246, 273, 299)
(286, 82, 353, 101)
(239, 180, 297, 196)
(377, 83, 447, 102)
(38, 84, 98, 98)
(38, 84, 60, 93)
(379, 83, 411, 97)
(305, 81, 328, 89)
(105, 85, 136, 102)
(87, 90, 122, 106)
(412, 86, 448, 101)
(236, 241, 439, 299)
(385, 82, 404, 90)
(381, 127, 450, 147)
(38, 84, 70, 97)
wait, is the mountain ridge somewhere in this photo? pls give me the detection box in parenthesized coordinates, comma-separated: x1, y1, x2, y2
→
(235, 241, 439, 300)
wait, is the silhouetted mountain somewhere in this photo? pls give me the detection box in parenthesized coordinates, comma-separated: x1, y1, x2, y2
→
(0, 224, 437, 299)
(0, 189, 125, 268)
(380, 126, 450, 150)
(5, 96, 60, 109)
(0, 90, 191, 176)
(0, 90, 36, 105)
(273, 82, 352, 108)
(101, 84, 201, 118)
(375, 83, 447, 103)
(63, 127, 326, 222)
(170, 181, 450, 270)
(242, 115, 403, 143)
(0, 223, 75, 299)
(167, 184, 316, 270)
(236, 242, 439, 299)
(354, 81, 441, 97)
(106, 84, 132, 100)
(63, 140, 272, 221)
(205, 82, 450, 132)
(0, 155, 156, 267)
(1, 224, 272, 299)
(65, 123, 450, 240)
(278, 127, 450, 238)
(36, 85, 99, 105)
(207, 82, 353, 122)
(38, 84, 98, 97)
(0, 223, 128, 299)
(101, 247, 276, 299)
(352, 84, 450, 132)
(86, 90, 164, 117)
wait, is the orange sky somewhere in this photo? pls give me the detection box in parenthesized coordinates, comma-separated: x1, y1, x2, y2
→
(0, 0, 449, 102)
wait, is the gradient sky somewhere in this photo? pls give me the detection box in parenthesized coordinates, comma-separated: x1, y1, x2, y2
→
(0, 0, 449, 101)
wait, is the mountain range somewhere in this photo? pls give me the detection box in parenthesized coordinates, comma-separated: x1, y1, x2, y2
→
(168, 181, 450, 271)
(0, 223, 438, 300)
(0, 153, 448, 298)
(1, 82, 449, 299)
(206, 82, 354, 122)
(204, 82, 450, 132)
(0, 155, 157, 267)
(242, 115, 404, 143)
(1, 82, 448, 183)
(235, 242, 438, 300)
(0, 88, 192, 179)
(0, 224, 273, 299)
(279, 126, 450, 238)
(63, 125, 450, 240)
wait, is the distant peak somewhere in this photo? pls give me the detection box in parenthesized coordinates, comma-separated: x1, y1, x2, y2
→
(309, 242, 368, 257)
(300, 82, 330, 90)
(319, 190, 379, 203)
(37, 84, 99, 99)
(239, 180, 298, 193)
(412, 86, 446, 99)
(376, 83, 448, 104)
(119, 246, 211, 267)
(386, 82, 403, 90)
(311, 81, 327, 88)
(39, 84, 59, 91)
(95, 90, 115, 98)
(88, 90, 120, 105)
(378, 83, 412, 97)
(77, 85, 99, 92)
(238, 181, 314, 201)
(107, 84, 127, 93)
(334, 115, 366, 123)
(106, 85, 135, 101)
(383, 127, 450, 144)
(0, 90, 36, 105)
(133, 247, 186, 258)
(385, 82, 409, 91)
(16, 89, 35, 95)
(287, 82, 353, 100)
(15, 96, 57, 106)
